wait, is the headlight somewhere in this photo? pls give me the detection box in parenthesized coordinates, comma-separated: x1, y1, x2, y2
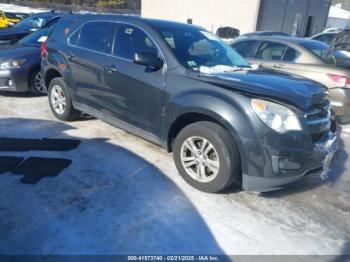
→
(8, 22, 14, 26)
(0, 59, 26, 70)
(251, 98, 302, 133)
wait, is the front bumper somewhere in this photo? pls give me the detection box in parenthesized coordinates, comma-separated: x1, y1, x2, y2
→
(0, 68, 28, 92)
(242, 130, 340, 192)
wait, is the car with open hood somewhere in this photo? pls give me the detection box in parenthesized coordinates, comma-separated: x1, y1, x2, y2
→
(0, 11, 22, 28)
(0, 11, 61, 45)
(42, 15, 338, 193)
(232, 36, 350, 123)
(0, 17, 60, 96)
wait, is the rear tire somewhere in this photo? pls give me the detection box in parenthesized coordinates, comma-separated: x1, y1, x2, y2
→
(48, 77, 80, 121)
(29, 69, 46, 96)
(173, 121, 241, 193)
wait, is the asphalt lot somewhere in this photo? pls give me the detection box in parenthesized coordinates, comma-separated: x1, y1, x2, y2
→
(0, 93, 349, 256)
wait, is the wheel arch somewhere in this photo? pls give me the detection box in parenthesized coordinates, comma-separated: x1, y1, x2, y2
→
(27, 64, 41, 88)
(165, 109, 249, 180)
(44, 67, 63, 88)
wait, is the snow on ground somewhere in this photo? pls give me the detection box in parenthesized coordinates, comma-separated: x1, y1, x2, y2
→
(329, 4, 350, 19)
(0, 94, 349, 256)
(0, 3, 48, 13)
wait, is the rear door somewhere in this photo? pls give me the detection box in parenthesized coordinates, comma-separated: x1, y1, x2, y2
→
(103, 23, 166, 138)
(68, 21, 116, 110)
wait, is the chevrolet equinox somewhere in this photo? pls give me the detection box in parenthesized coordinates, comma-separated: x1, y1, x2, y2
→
(42, 15, 339, 193)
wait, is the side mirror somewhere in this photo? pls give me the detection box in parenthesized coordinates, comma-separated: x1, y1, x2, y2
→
(327, 54, 337, 66)
(133, 52, 164, 70)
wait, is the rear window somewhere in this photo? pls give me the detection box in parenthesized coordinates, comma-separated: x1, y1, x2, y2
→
(255, 42, 287, 61)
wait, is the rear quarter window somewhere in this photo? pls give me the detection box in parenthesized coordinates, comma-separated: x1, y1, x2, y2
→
(49, 19, 77, 44)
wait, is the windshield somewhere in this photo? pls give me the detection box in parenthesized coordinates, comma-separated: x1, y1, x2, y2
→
(18, 28, 48, 47)
(155, 27, 250, 71)
(14, 14, 51, 30)
(300, 41, 329, 58)
(5, 12, 18, 19)
(300, 40, 350, 65)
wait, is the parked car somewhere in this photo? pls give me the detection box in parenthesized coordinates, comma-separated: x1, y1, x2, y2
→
(43, 15, 338, 193)
(326, 29, 350, 55)
(239, 31, 289, 39)
(311, 31, 340, 44)
(14, 13, 30, 21)
(0, 27, 52, 95)
(0, 11, 22, 28)
(0, 11, 61, 45)
(232, 36, 350, 123)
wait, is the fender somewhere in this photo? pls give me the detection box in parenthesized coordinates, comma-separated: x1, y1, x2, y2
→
(161, 91, 259, 177)
(43, 51, 75, 97)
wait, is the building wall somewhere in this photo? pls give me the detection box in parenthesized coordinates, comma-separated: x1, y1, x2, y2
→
(141, 0, 261, 33)
(257, 0, 331, 36)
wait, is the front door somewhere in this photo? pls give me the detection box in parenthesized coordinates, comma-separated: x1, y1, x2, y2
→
(103, 23, 166, 138)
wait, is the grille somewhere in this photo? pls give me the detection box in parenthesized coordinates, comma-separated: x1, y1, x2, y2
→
(305, 96, 332, 143)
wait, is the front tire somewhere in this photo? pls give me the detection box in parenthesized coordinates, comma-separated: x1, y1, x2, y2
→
(173, 121, 241, 193)
(29, 69, 46, 96)
(48, 77, 80, 121)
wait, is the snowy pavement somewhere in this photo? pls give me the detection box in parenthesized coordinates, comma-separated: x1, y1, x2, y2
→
(0, 3, 47, 14)
(0, 94, 349, 256)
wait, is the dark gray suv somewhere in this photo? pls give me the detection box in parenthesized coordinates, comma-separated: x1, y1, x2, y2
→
(42, 15, 339, 193)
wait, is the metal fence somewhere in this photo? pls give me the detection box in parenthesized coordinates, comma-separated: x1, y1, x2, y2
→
(1, 0, 140, 14)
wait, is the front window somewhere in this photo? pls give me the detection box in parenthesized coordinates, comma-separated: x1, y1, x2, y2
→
(113, 24, 158, 60)
(14, 14, 52, 30)
(155, 27, 249, 70)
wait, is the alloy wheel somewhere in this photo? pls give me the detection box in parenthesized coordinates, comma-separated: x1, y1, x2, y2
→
(180, 136, 220, 183)
(51, 85, 66, 115)
(34, 72, 46, 94)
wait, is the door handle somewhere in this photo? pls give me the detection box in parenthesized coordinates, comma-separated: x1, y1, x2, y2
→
(274, 64, 285, 68)
(105, 64, 118, 73)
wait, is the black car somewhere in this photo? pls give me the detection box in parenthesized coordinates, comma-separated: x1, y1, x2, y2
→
(0, 11, 60, 45)
(42, 15, 338, 193)
(0, 28, 50, 95)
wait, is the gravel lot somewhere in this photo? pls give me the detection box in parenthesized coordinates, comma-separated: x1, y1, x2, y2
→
(0, 93, 349, 256)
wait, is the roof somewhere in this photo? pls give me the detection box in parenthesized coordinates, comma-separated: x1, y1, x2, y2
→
(59, 13, 203, 31)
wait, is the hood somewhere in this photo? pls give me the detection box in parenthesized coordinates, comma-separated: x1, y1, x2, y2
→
(194, 68, 327, 111)
(0, 27, 27, 38)
(0, 27, 28, 44)
(0, 44, 39, 60)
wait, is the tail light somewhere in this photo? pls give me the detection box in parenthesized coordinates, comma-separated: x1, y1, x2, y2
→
(327, 74, 350, 88)
(40, 42, 47, 58)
